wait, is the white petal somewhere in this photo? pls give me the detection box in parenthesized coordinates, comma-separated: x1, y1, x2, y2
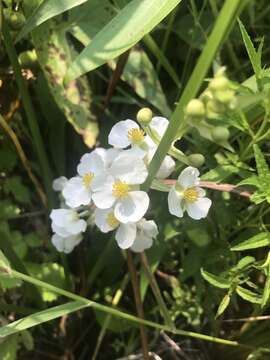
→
(177, 166, 200, 188)
(146, 148, 175, 179)
(66, 218, 87, 235)
(114, 191, 149, 223)
(138, 219, 158, 238)
(168, 188, 183, 218)
(52, 233, 82, 253)
(144, 135, 156, 148)
(131, 234, 153, 253)
(115, 223, 136, 249)
(108, 119, 138, 148)
(92, 191, 115, 209)
(186, 197, 212, 220)
(150, 116, 169, 136)
(111, 151, 148, 184)
(91, 174, 108, 192)
(77, 151, 105, 176)
(52, 176, 67, 191)
(94, 208, 115, 233)
(52, 223, 71, 237)
(62, 177, 92, 208)
(50, 209, 71, 227)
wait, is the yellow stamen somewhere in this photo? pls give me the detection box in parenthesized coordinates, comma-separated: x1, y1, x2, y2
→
(112, 181, 129, 199)
(127, 127, 145, 144)
(183, 187, 199, 203)
(106, 212, 120, 229)
(83, 173, 94, 188)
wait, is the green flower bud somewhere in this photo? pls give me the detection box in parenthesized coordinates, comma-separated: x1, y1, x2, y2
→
(206, 99, 225, 119)
(18, 50, 38, 69)
(214, 90, 235, 105)
(136, 107, 153, 126)
(4, 9, 25, 30)
(188, 154, 205, 167)
(185, 99, 205, 119)
(209, 76, 229, 92)
(211, 126, 230, 142)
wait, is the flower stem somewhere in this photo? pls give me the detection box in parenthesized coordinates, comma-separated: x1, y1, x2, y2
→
(140, 252, 175, 330)
(127, 251, 150, 360)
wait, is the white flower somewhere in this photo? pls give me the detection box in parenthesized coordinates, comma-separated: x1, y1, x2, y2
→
(94, 208, 158, 252)
(62, 149, 107, 208)
(168, 167, 212, 220)
(131, 218, 158, 253)
(50, 209, 87, 237)
(51, 233, 83, 254)
(108, 119, 146, 154)
(146, 147, 175, 179)
(52, 176, 68, 191)
(145, 116, 175, 179)
(92, 150, 149, 223)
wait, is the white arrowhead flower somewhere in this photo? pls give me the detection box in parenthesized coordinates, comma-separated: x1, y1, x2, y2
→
(108, 119, 147, 154)
(52, 176, 68, 191)
(145, 116, 175, 179)
(62, 149, 107, 208)
(50, 209, 87, 237)
(168, 167, 212, 220)
(94, 208, 158, 252)
(51, 233, 83, 254)
(92, 150, 149, 223)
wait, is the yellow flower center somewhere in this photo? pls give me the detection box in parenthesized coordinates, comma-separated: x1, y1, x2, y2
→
(183, 187, 199, 203)
(127, 127, 145, 144)
(82, 173, 94, 188)
(112, 181, 129, 199)
(106, 212, 120, 229)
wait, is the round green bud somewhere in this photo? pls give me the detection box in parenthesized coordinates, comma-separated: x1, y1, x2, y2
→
(206, 99, 225, 118)
(18, 50, 38, 69)
(209, 76, 229, 92)
(211, 126, 230, 142)
(188, 154, 205, 167)
(9, 12, 25, 30)
(214, 89, 235, 105)
(136, 107, 153, 125)
(185, 99, 205, 118)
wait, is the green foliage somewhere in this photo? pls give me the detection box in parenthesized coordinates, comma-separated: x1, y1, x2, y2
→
(2, 0, 270, 358)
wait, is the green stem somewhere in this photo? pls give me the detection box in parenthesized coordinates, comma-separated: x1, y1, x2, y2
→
(2, 268, 253, 349)
(2, 19, 55, 207)
(142, 0, 245, 191)
(140, 252, 175, 329)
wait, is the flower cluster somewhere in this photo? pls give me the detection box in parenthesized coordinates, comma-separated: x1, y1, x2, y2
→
(50, 114, 212, 254)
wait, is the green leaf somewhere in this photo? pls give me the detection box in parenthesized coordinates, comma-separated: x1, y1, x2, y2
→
(262, 260, 270, 308)
(18, 0, 87, 41)
(26, 262, 68, 302)
(0, 334, 19, 360)
(0, 301, 89, 337)
(32, 19, 98, 147)
(0, 250, 11, 274)
(236, 286, 262, 304)
(216, 294, 230, 318)
(201, 269, 230, 289)
(236, 256, 255, 270)
(3, 176, 31, 204)
(65, 0, 182, 81)
(231, 232, 270, 251)
(238, 19, 262, 84)
(109, 48, 171, 117)
(253, 144, 270, 178)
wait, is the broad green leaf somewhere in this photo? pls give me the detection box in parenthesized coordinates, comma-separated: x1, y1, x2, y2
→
(216, 294, 230, 318)
(236, 286, 262, 304)
(262, 261, 270, 308)
(26, 262, 67, 302)
(201, 269, 230, 289)
(238, 19, 261, 85)
(109, 48, 171, 117)
(0, 301, 89, 337)
(253, 144, 270, 178)
(65, 0, 182, 81)
(32, 19, 98, 147)
(18, 0, 87, 41)
(3, 176, 31, 204)
(231, 232, 270, 251)
(0, 333, 19, 360)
